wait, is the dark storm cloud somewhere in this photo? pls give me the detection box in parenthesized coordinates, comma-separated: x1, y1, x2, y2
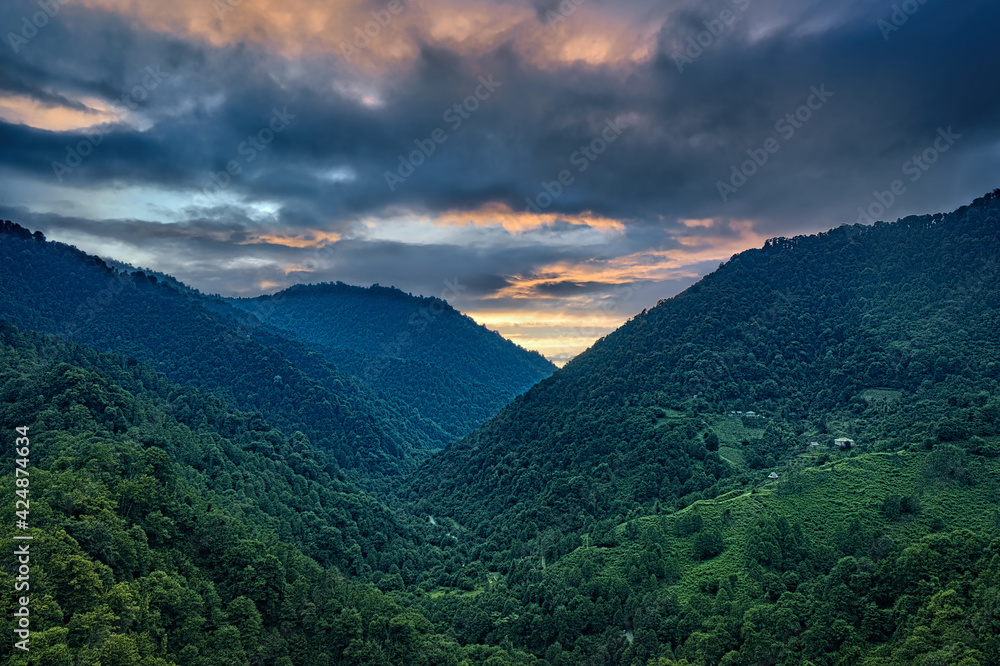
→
(533, 281, 617, 296)
(2, 0, 998, 359)
(5, 0, 997, 231)
(0, 203, 609, 298)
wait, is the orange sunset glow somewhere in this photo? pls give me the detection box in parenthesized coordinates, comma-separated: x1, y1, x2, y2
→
(2, 0, 989, 364)
(72, 0, 659, 70)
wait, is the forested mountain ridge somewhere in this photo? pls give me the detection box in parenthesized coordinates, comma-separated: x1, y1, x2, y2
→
(409, 191, 1000, 556)
(408, 445, 1000, 665)
(2, 191, 999, 665)
(0, 223, 426, 476)
(0, 223, 551, 480)
(228, 282, 555, 441)
(0, 321, 540, 665)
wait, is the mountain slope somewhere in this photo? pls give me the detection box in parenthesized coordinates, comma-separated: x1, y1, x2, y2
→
(409, 191, 1000, 555)
(411, 445, 1000, 664)
(227, 283, 555, 441)
(0, 223, 502, 479)
(0, 321, 538, 666)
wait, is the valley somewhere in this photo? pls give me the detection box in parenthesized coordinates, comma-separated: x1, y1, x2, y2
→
(2, 191, 1000, 664)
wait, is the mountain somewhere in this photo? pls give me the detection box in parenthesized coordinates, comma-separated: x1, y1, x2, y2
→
(0, 321, 540, 665)
(0, 223, 551, 481)
(409, 444, 1000, 665)
(227, 282, 555, 442)
(3, 191, 1000, 665)
(409, 191, 1000, 557)
(390, 191, 1000, 665)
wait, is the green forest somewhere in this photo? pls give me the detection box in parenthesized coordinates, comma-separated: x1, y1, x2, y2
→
(0, 229, 552, 486)
(1, 190, 999, 664)
(227, 282, 554, 442)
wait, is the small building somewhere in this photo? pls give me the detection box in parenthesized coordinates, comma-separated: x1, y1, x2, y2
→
(745, 411, 757, 418)
(835, 438, 854, 449)
(809, 441, 820, 447)
(768, 471, 779, 479)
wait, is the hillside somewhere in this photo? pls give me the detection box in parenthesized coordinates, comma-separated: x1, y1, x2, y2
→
(409, 191, 1000, 558)
(3, 192, 1000, 665)
(0, 222, 428, 477)
(0, 321, 540, 665)
(228, 283, 555, 441)
(0, 223, 550, 481)
(408, 445, 1000, 664)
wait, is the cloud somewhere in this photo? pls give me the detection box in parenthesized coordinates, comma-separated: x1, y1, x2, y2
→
(2, 0, 999, 360)
(0, 93, 121, 131)
(434, 202, 626, 234)
(488, 218, 765, 299)
(245, 230, 342, 248)
(71, 0, 660, 69)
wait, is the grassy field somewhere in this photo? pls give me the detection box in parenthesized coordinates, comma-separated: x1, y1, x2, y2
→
(717, 445, 746, 469)
(652, 407, 688, 426)
(710, 415, 765, 445)
(549, 444, 1000, 603)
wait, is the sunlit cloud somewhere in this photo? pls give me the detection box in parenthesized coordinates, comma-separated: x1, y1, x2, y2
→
(0, 93, 121, 132)
(490, 219, 765, 300)
(348, 205, 626, 247)
(466, 307, 634, 365)
(434, 202, 626, 234)
(487, 219, 759, 300)
(681, 218, 715, 228)
(73, 0, 661, 70)
(453, 219, 768, 360)
(468, 307, 626, 330)
(521, 9, 662, 69)
(243, 230, 341, 248)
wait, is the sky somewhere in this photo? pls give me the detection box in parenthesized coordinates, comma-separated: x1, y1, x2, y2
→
(1, 0, 998, 364)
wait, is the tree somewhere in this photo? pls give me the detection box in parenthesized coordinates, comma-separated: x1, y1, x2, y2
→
(928, 444, 973, 485)
(705, 432, 720, 452)
(693, 529, 726, 560)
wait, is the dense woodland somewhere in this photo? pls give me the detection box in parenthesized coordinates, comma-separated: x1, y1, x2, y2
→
(228, 283, 553, 441)
(1, 190, 999, 664)
(0, 229, 551, 482)
(0, 322, 540, 665)
(411, 191, 1000, 555)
